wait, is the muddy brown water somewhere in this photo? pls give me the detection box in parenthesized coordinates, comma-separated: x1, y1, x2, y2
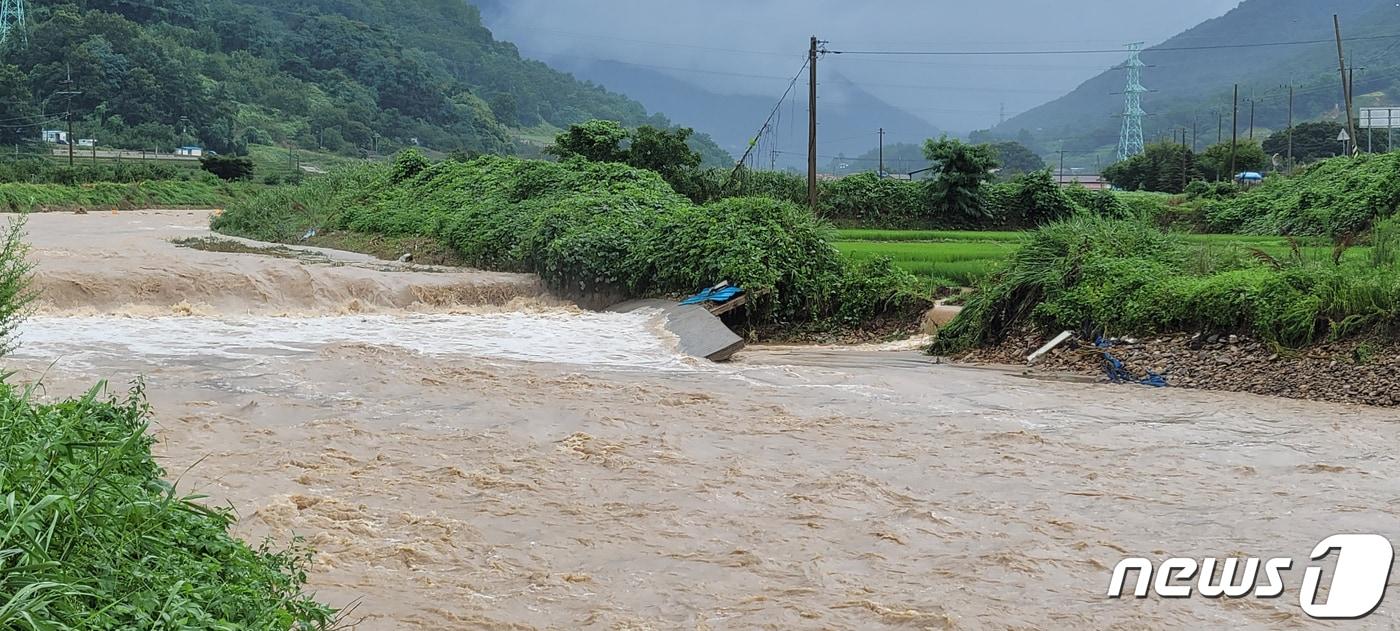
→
(5, 211, 1399, 629)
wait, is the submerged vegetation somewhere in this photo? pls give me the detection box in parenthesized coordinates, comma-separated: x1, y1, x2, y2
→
(214, 151, 922, 327)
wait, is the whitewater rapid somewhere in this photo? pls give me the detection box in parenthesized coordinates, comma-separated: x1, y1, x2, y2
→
(5, 210, 1398, 630)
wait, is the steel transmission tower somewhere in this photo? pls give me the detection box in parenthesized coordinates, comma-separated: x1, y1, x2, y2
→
(1116, 42, 1146, 162)
(0, 0, 26, 50)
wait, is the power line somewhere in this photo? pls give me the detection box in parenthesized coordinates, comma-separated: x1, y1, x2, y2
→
(828, 33, 1400, 57)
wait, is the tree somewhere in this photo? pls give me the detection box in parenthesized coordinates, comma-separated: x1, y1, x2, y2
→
(923, 136, 999, 218)
(1101, 142, 1200, 193)
(1198, 140, 1268, 182)
(989, 141, 1046, 178)
(629, 125, 701, 181)
(1262, 121, 1348, 165)
(200, 154, 255, 181)
(544, 120, 629, 163)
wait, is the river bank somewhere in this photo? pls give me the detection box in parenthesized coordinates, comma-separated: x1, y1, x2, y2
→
(956, 331, 1400, 407)
(7, 210, 1398, 629)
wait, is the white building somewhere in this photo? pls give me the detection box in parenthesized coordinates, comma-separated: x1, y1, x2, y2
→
(41, 130, 68, 144)
(175, 146, 204, 157)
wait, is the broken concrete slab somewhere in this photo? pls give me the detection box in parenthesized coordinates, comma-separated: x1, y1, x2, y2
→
(607, 299, 745, 362)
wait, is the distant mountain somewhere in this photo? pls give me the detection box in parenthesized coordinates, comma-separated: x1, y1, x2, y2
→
(998, 0, 1400, 153)
(1, 0, 726, 160)
(552, 59, 942, 169)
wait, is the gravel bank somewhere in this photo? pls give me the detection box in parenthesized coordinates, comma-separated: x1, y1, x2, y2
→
(957, 332, 1400, 407)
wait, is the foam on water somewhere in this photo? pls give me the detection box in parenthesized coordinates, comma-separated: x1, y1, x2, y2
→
(14, 312, 696, 371)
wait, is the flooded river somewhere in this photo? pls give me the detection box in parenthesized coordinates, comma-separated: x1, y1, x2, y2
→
(6, 211, 1398, 629)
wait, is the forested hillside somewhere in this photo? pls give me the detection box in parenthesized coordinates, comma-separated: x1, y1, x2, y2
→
(998, 0, 1400, 152)
(0, 0, 727, 160)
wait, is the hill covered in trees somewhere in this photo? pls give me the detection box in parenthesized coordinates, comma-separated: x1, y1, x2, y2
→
(997, 0, 1400, 153)
(0, 0, 728, 160)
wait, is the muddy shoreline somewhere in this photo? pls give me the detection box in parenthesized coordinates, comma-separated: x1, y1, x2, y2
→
(957, 331, 1400, 407)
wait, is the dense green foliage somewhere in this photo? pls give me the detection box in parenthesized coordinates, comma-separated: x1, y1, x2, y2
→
(0, 158, 189, 184)
(1197, 141, 1269, 182)
(0, 383, 336, 629)
(0, 1, 725, 160)
(722, 168, 1131, 229)
(200, 154, 255, 181)
(544, 120, 711, 201)
(923, 136, 999, 218)
(1262, 121, 1349, 165)
(988, 141, 1046, 178)
(0, 218, 34, 356)
(933, 214, 1400, 353)
(1204, 152, 1400, 236)
(0, 179, 249, 212)
(213, 152, 920, 325)
(1103, 141, 1269, 192)
(1102, 142, 1199, 193)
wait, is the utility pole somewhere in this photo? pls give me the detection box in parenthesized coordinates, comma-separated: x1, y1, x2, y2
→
(1335, 14, 1358, 155)
(807, 36, 819, 214)
(1058, 148, 1066, 184)
(1229, 84, 1239, 182)
(1215, 109, 1223, 144)
(878, 127, 885, 177)
(1286, 85, 1294, 172)
(1247, 96, 1257, 139)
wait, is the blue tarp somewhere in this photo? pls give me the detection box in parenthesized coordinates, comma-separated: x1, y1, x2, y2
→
(682, 286, 744, 306)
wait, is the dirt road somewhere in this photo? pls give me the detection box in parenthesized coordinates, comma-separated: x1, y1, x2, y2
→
(6, 211, 1398, 629)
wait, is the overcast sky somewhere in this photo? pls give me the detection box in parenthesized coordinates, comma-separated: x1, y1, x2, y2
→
(483, 0, 1245, 132)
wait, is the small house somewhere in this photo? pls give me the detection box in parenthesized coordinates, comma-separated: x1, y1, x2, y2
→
(41, 130, 68, 144)
(175, 146, 204, 157)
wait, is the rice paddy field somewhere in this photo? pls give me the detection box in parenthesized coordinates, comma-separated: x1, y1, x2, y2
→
(834, 229, 1352, 287)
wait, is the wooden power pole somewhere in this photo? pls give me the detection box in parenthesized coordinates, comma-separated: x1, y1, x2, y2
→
(1229, 84, 1239, 181)
(878, 127, 885, 177)
(808, 36, 819, 213)
(1335, 14, 1358, 155)
(1287, 85, 1294, 172)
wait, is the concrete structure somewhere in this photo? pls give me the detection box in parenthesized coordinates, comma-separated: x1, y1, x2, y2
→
(607, 299, 745, 362)
(41, 129, 67, 144)
(175, 146, 204, 157)
(1057, 174, 1109, 190)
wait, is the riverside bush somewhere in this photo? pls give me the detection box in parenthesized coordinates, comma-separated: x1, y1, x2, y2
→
(932, 214, 1400, 353)
(1204, 152, 1400, 236)
(216, 153, 922, 324)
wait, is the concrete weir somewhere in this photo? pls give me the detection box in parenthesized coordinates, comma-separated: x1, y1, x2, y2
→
(607, 299, 745, 362)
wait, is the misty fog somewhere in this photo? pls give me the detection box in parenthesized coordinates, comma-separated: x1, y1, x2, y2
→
(481, 0, 1245, 137)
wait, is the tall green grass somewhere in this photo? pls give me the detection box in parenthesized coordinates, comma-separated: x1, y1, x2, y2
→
(0, 383, 338, 629)
(0, 181, 253, 212)
(933, 215, 1400, 353)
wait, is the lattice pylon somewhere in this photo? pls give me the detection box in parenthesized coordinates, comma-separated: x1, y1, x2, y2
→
(0, 0, 27, 51)
(1117, 42, 1147, 162)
